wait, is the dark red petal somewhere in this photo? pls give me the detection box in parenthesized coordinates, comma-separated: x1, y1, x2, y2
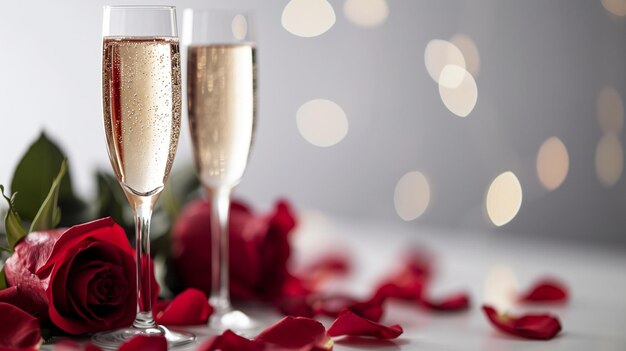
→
(302, 253, 351, 290)
(327, 309, 403, 340)
(315, 295, 384, 322)
(421, 292, 470, 312)
(255, 316, 332, 350)
(0, 303, 41, 348)
(118, 335, 167, 351)
(38, 218, 133, 274)
(369, 279, 424, 304)
(0, 287, 40, 318)
(155, 288, 213, 326)
(482, 305, 562, 340)
(198, 330, 263, 351)
(519, 279, 568, 303)
(276, 295, 316, 318)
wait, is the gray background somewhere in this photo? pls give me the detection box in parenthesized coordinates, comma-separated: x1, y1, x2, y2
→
(0, 1, 625, 245)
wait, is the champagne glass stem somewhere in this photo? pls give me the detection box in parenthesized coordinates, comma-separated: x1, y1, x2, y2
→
(208, 186, 232, 314)
(132, 197, 156, 330)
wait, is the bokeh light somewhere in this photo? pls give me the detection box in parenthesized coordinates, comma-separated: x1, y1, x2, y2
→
(602, 0, 626, 16)
(424, 39, 466, 84)
(438, 65, 478, 117)
(536, 137, 569, 191)
(486, 171, 523, 227)
(597, 86, 624, 134)
(595, 133, 623, 187)
(296, 99, 348, 147)
(282, 0, 336, 38)
(231, 14, 248, 41)
(450, 34, 481, 77)
(343, 0, 389, 27)
(483, 266, 519, 312)
(394, 171, 431, 221)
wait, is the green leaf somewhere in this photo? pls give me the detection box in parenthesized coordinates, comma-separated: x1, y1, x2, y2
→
(94, 171, 133, 230)
(10, 132, 86, 224)
(0, 267, 6, 290)
(0, 185, 27, 251)
(160, 165, 200, 219)
(30, 161, 66, 232)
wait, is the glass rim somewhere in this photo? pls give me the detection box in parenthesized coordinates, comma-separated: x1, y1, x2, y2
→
(103, 5, 176, 10)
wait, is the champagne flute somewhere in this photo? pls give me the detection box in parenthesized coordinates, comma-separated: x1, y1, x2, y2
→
(183, 9, 256, 331)
(95, 5, 194, 348)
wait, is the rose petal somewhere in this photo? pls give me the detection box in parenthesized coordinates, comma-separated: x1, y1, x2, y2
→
(482, 305, 562, 340)
(421, 292, 470, 312)
(302, 253, 351, 290)
(0, 287, 40, 318)
(519, 279, 568, 303)
(118, 335, 167, 351)
(327, 309, 403, 340)
(315, 295, 384, 322)
(369, 278, 424, 304)
(255, 316, 333, 350)
(155, 288, 213, 326)
(276, 295, 316, 318)
(198, 330, 263, 351)
(0, 303, 41, 349)
(368, 248, 433, 305)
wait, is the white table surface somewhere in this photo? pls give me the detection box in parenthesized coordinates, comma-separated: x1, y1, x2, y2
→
(44, 213, 626, 350)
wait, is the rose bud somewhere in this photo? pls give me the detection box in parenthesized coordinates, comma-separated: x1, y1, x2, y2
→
(4, 217, 158, 335)
(171, 199, 296, 302)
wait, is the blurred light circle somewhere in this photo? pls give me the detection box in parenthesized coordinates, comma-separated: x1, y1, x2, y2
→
(450, 34, 481, 77)
(438, 65, 478, 117)
(438, 64, 466, 89)
(231, 14, 248, 41)
(343, 0, 389, 27)
(536, 137, 569, 191)
(486, 171, 523, 227)
(597, 86, 624, 134)
(483, 266, 519, 312)
(602, 0, 626, 16)
(282, 0, 336, 38)
(394, 171, 431, 221)
(424, 39, 466, 84)
(297, 99, 348, 147)
(595, 133, 623, 187)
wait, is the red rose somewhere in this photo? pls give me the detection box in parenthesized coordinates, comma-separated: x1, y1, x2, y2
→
(171, 199, 297, 301)
(3, 217, 157, 335)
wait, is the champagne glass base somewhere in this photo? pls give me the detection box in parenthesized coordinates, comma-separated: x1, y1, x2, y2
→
(208, 309, 256, 334)
(92, 325, 195, 350)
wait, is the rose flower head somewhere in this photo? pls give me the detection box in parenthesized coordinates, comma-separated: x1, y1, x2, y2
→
(171, 199, 297, 302)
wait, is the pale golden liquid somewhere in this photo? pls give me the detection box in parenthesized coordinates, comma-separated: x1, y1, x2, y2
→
(187, 44, 256, 188)
(102, 37, 182, 196)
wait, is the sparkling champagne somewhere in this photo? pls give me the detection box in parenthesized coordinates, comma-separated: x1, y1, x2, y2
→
(102, 37, 181, 196)
(187, 44, 256, 188)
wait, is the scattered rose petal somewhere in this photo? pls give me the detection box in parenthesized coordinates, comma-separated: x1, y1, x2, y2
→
(421, 292, 470, 312)
(314, 295, 384, 322)
(276, 295, 316, 318)
(255, 316, 333, 351)
(198, 330, 263, 351)
(368, 248, 433, 304)
(519, 279, 568, 303)
(302, 253, 351, 289)
(118, 335, 167, 351)
(482, 305, 562, 340)
(327, 309, 403, 340)
(155, 288, 213, 326)
(0, 303, 41, 349)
